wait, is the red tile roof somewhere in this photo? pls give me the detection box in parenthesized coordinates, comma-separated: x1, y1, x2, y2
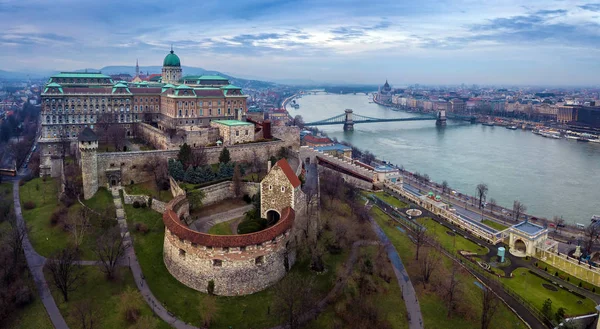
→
(276, 159, 301, 188)
(303, 135, 332, 145)
(130, 88, 162, 94)
(163, 198, 295, 247)
(195, 89, 224, 97)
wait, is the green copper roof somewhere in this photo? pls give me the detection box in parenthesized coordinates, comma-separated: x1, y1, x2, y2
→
(162, 83, 175, 91)
(221, 84, 241, 90)
(212, 120, 252, 127)
(199, 75, 228, 81)
(112, 83, 130, 94)
(163, 50, 181, 67)
(46, 82, 62, 87)
(44, 82, 63, 93)
(52, 72, 110, 79)
(175, 84, 192, 90)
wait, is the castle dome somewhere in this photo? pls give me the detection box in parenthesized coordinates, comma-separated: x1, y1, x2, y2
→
(163, 49, 181, 67)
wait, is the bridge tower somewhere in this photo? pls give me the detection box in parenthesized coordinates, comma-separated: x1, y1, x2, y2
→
(343, 109, 354, 131)
(436, 110, 447, 127)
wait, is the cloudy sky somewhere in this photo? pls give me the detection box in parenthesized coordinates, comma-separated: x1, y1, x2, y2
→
(1, 0, 599, 85)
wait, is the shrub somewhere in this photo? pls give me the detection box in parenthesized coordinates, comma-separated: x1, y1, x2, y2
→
(555, 271, 558, 276)
(14, 286, 33, 306)
(544, 266, 548, 271)
(140, 202, 147, 208)
(535, 262, 538, 267)
(579, 281, 582, 287)
(567, 277, 570, 282)
(147, 198, 153, 208)
(242, 194, 252, 204)
(207, 280, 215, 295)
(593, 287, 596, 293)
(237, 218, 267, 234)
(135, 222, 149, 234)
(50, 207, 68, 226)
(132, 201, 140, 208)
(23, 201, 36, 210)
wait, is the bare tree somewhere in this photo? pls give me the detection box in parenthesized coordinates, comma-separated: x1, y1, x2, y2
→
(106, 124, 126, 152)
(444, 262, 462, 317)
(47, 247, 85, 302)
(414, 225, 428, 261)
(118, 286, 144, 323)
(68, 207, 90, 250)
(58, 132, 71, 160)
(419, 247, 440, 288)
(144, 156, 168, 190)
(72, 299, 99, 329)
(292, 115, 305, 128)
(250, 149, 262, 175)
(272, 273, 315, 329)
(512, 200, 527, 222)
(190, 146, 207, 168)
(95, 227, 128, 280)
(232, 163, 242, 198)
(441, 180, 449, 194)
(199, 295, 219, 328)
(584, 224, 599, 256)
(320, 171, 344, 202)
(128, 315, 158, 329)
(488, 198, 497, 214)
(552, 216, 565, 233)
(476, 183, 488, 209)
(481, 281, 500, 329)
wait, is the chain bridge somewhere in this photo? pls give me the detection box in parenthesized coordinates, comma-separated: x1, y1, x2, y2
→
(304, 109, 476, 131)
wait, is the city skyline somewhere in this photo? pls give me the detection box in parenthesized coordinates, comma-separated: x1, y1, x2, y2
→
(1, 0, 600, 85)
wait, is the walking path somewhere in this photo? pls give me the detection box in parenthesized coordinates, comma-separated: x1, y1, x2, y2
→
(366, 202, 424, 329)
(110, 187, 198, 329)
(189, 204, 253, 232)
(12, 179, 69, 329)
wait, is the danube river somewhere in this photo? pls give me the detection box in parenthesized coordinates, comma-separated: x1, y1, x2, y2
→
(289, 93, 600, 225)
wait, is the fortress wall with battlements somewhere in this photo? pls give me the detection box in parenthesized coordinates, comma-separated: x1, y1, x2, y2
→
(162, 195, 294, 296)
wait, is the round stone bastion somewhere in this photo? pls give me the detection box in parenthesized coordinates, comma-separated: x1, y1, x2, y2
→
(162, 195, 296, 296)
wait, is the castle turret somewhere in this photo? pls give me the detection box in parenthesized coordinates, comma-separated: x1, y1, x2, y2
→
(78, 127, 98, 200)
(162, 46, 182, 84)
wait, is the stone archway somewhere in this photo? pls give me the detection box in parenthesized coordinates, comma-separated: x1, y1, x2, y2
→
(266, 210, 281, 226)
(514, 239, 527, 253)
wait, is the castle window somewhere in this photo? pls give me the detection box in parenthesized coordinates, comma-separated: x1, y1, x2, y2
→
(240, 246, 246, 252)
(218, 108, 221, 115)
(281, 186, 285, 192)
(255, 256, 264, 265)
(207, 246, 213, 250)
(213, 259, 222, 267)
(236, 130, 239, 136)
(269, 185, 272, 190)
(223, 247, 229, 253)
(179, 249, 186, 257)
(179, 237, 184, 243)
(191, 242, 198, 248)
(245, 130, 248, 135)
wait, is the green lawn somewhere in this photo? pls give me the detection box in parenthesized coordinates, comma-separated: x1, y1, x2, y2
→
(124, 204, 347, 328)
(374, 192, 409, 209)
(207, 218, 239, 235)
(47, 266, 170, 329)
(5, 292, 53, 329)
(534, 261, 600, 292)
(503, 268, 597, 317)
(416, 217, 488, 255)
(371, 207, 522, 329)
(482, 219, 508, 231)
(20, 178, 116, 259)
(124, 181, 173, 202)
(0, 182, 12, 198)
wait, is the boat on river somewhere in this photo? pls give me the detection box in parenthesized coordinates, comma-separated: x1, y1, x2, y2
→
(539, 130, 561, 139)
(506, 125, 518, 130)
(482, 122, 495, 126)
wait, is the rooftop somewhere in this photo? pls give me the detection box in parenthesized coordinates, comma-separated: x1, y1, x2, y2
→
(374, 164, 399, 172)
(212, 120, 253, 126)
(313, 143, 352, 152)
(51, 72, 111, 79)
(275, 159, 301, 188)
(78, 127, 97, 142)
(512, 221, 546, 236)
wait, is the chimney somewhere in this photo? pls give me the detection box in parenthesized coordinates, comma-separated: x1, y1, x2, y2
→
(267, 160, 272, 173)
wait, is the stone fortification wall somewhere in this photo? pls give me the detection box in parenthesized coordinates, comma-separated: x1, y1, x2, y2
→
(152, 199, 167, 213)
(122, 189, 150, 205)
(199, 181, 259, 206)
(272, 126, 300, 149)
(96, 139, 293, 187)
(136, 122, 219, 150)
(162, 196, 295, 296)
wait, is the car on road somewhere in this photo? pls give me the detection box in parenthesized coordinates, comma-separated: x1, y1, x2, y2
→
(501, 209, 509, 215)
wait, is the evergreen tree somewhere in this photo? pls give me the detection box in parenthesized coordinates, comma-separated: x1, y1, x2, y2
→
(219, 147, 231, 164)
(183, 165, 195, 183)
(170, 160, 185, 181)
(178, 143, 192, 166)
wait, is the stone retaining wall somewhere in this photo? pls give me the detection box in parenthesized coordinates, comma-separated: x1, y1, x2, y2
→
(198, 181, 259, 206)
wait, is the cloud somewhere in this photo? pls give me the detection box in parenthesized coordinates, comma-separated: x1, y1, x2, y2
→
(579, 3, 600, 12)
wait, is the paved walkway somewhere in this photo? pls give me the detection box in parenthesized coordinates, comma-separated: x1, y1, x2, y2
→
(189, 204, 253, 232)
(11, 179, 69, 329)
(110, 187, 199, 329)
(366, 202, 424, 329)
